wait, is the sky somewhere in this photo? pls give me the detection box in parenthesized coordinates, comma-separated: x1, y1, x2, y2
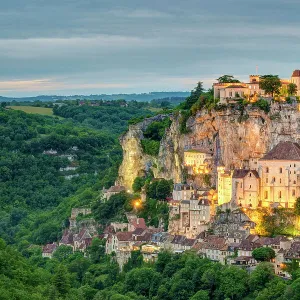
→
(1, 0, 300, 96)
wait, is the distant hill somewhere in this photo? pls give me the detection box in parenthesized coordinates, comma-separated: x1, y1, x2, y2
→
(0, 91, 190, 103)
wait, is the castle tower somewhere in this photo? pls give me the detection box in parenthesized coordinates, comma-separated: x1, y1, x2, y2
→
(291, 70, 300, 96)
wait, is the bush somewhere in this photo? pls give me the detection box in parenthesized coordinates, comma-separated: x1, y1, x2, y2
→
(141, 139, 160, 156)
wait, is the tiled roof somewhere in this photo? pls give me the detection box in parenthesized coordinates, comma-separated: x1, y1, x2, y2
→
(132, 228, 146, 235)
(116, 231, 133, 241)
(43, 243, 57, 253)
(171, 235, 186, 244)
(129, 218, 147, 229)
(182, 238, 196, 247)
(225, 85, 247, 89)
(60, 231, 73, 244)
(107, 185, 126, 193)
(292, 70, 300, 77)
(261, 141, 300, 161)
(232, 169, 259, 179)
(284, 242, 300, 259)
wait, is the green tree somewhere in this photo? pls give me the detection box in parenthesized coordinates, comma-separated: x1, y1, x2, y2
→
(252, 247, 276, 262)
(294, 197, 300, 215)
(183, 82, 204, 109)
(288, 83, 297, 96)
(256, 277, 288, 300)
(190, 290, 210, 300)
(218, 266, 249, 299)
(217, 75, 240, 83)
(259, 75, 282, 97)
(156, 179, 171, 199)
(132, 177, 146, 193)
(87, 237, 105, 263)
(53, 245, 73, 261)
(249, 262, 275, 292)
(53, 264, 71, 296)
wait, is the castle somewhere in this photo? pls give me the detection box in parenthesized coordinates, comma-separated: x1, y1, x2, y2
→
(213, 70, 300, 103)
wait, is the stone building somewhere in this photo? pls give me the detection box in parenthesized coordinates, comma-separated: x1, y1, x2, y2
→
(231, 169, 260, 208)
(291, 70, 300, 96)
(259, 141, 300, 208)
(172, 183, 195, 201)
(217, 165, 232, 206)
(217, 141, 300, 209)
(184, 149, 213, 175)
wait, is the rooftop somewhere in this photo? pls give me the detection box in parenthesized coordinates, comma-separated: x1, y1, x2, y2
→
(261, 141, 300, 161)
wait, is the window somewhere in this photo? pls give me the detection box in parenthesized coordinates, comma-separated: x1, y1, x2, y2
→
(280, 178, 282, 184)
(249, 185, 252, 189)
(279, 191, 282, 199)
(249, 173, 252, 177)
(279, 167, 283, 173)
(241, 183, 243, 188)
(266, 167, 269, 173)
(293, 190, 296, 196)
(266, 178, 268, 183)
(229, 92, 232, 97)
(264, 191, 268, 199)
(294, 164, 296, 167)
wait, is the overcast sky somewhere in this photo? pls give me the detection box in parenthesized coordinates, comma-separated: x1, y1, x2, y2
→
(1, 0, 300, 96)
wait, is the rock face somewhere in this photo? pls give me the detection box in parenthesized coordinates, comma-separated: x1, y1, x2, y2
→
(118, 102, 300, 189)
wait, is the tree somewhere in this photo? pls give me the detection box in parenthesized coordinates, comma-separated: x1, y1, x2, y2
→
(249, 262, 275, 292)
(217, 75, 240, 83)
(183, 82, 204, 109)
(87, 238, 105, 263)
(252, 247, 276, 262)
(156, 179, 171, 199)
(218, 266, 249, 299)
(132, 177, 146, 193)
(52, 245, 73, 261)
(53, 264, 71, 296)
(190, 290, 210, 300)
(256, 277, 288, 300)
(259, 75, 282, 97)
(288, 83, 297, 96)
(294, 198, 300, 215)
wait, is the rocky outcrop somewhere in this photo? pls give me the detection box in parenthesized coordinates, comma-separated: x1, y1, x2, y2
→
(118, 102, 300, 190)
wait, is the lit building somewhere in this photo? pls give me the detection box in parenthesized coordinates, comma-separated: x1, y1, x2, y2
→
(217, 165, 232, 205)
(259, 141, 300, 208)
(184, 149, 213, 175)
(231, 169, 260, 208)
(173, 183, 195, 201)
(291, 70, 300, 96)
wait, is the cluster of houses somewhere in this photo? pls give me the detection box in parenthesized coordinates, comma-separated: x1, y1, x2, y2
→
(42, 208, 96, 258)
(183, 141, 300, 211)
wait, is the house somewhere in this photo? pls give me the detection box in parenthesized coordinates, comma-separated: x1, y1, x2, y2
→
(259, 141, 300, 208)
(128, 218, 147, 231)
(141, 244, 161, 263)
(183, 148, 213, 176)
(173, 183, 195, 201)
(103, 185, 126, 200)
(42, 243, 57, 258)
(73, 228, 92, 251)
(59, 230, 74, 250)
(231, 169, 260, 208)
(106, 231, 133, 254)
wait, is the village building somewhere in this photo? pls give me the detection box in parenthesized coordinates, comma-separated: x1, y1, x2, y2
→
(183, 149, 213, 175)
(103, 185, 126, 200)
(173, 183, 195, 201)
(217, 165, 232, 206)
(42, 243, 57, 258)
(258, 141, 300, 208)
(291, 70, 300, 97)
(231, 169, 260, 208)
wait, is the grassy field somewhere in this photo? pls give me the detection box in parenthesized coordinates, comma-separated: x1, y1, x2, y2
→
(8, 106, 54, 116)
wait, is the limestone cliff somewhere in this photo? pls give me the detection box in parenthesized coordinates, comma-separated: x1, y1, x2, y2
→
(118, 102, 300, 190)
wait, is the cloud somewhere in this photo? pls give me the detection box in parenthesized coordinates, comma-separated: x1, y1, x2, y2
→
(0, 78, 129, 93)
